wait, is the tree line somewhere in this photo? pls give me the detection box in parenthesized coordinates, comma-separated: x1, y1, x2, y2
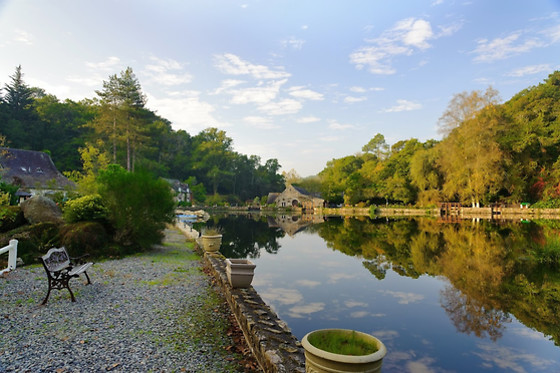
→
(0, 66, 284, 204)
(304, 71, 560, 207)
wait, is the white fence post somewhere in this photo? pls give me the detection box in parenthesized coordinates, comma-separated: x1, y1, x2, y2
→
(0, 239, 18, 275)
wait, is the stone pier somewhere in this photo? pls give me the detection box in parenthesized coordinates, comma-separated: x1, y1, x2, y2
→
(203, 252, 306, 373)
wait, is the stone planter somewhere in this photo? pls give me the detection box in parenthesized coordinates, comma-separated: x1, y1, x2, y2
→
(301, 329, 386, 373)
(225, 258, 256, 288)
(200, 234, 222, 253)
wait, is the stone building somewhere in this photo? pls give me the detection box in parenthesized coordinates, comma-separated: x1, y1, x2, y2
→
(271, 184, 324, 210)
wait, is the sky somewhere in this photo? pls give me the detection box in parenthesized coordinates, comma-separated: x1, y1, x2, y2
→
(0, 1, 559, 177)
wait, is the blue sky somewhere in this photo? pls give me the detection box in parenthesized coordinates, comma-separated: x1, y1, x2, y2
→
(0, 1, 559, 176)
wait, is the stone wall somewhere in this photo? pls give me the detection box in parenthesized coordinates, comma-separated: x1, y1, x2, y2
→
(203, 252, 306, 373)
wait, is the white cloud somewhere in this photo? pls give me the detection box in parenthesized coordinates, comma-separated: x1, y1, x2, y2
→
(350, 17, 459, 75)
(145, 91, 224, 134)
(258, 98, 302, 115)
(381, 290, 424, 304)
(243, 116, 279, 129)
(507, 64, 552, 77)
(66, 75, 103, 87)
(328, 120, 356, 130)
(214, 53, 291, 79)
(14, 29, 33, 45)
(143, 57, 192, 86)
(297, 116, 320, 123)
(328, 272, 357, 283)
(86, 56, 122, 71)
(262, 287, 303, 305)
(281, 37, 305, 50)
(288, 302, 326, 318)
(344, 300, 368, 308)
(472, 32, 545, 63)
(396, 18, 434, 49)
(295, 279, 321, 287)
(350, 86, 367, 93)
(288, 86, 324, 100)
(230, 79, 287, 105)
(383, 99, 422, 112)
(344, 96, 367, 103)
(212, 79, 245, 95)
(474, 343, 556, 373)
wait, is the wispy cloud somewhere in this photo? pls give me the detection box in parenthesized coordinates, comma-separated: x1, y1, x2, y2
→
(472, 32, 545, 63)
(506, 64, 552, 77)
(143, 57, 192, 86)
(14, 29, 33, 45)
(474, 343, 557, 373)
(351, 17, 458, 75)
(85, 56, 122, 71)
(258, 98, 302, 115)
(288, 302, 325, 318)
(297, 116, 320, 124)
(382, 99, 422, 113)
(261, 287, 303, 305)
(295, 279, 321, 287)
(229, 79, 287, 105)
(244, 116, 279, 129)
(381, 290, 424, 304)
(344, 96, 367, 103)
(145, 91, 224, 134)
(214, 53, 291, 79)
(281, 37, 305, 50)
(328, 120, 356, 130)
(288, 86, 324, 100)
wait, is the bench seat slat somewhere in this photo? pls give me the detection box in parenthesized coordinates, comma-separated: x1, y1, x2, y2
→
(68, 262, 93, 276)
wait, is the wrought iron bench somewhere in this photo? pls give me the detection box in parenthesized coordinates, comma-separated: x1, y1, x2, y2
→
(39, 247, 93, 305)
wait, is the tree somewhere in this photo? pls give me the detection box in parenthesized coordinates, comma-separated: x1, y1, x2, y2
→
(362, 133, 389, 159)
(438, 87, 501, 136)
(93, 67, 147, 171)
(2, 65, 33, 120)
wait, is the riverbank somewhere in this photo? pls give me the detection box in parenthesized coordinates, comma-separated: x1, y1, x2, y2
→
(0, 227, 259, 372)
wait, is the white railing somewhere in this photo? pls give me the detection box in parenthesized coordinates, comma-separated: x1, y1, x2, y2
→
(0, 239, 18, 275)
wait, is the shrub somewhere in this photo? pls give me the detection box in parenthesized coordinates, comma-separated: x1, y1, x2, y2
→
(1, 222, 62, 265)
(96, 165, 175, 250)
(0, 206, 25, 232)
(60, 221, 111, 257)
(63, 194, 108, 223)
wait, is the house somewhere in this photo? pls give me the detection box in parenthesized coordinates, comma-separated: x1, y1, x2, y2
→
(164, 178, 193, 204)
(272, 184, 324, 210)
(0, 148, 75, 201)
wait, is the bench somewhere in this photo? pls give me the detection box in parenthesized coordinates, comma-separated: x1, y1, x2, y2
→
(39, 247, 93, 305)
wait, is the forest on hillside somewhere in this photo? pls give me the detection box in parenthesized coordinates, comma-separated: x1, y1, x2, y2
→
(0, 66, 284, 204)
(1, 66, 559, 207)
(293, 71, 560, 208)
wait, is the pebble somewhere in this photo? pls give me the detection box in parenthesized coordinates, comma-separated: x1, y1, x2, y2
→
(0, 229, 244, 372)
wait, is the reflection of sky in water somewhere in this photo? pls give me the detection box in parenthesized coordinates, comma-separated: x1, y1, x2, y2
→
(251, 231, 560, 373)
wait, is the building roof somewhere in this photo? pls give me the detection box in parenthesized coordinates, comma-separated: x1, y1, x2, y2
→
(0, 148, 75, 190)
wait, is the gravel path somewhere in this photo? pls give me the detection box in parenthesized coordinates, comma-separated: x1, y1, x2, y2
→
(0, 228, 250, 372)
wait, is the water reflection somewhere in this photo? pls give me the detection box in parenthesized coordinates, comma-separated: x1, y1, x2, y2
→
(207, 214, 560, 371)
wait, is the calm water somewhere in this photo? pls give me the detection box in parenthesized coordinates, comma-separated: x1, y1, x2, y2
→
(208, 214, 560, 373)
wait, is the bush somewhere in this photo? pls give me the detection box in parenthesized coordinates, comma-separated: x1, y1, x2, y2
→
(96, 165, 175, 250)
(0, 222, 62, 265)
(63, 194, 108, 223)
(0, 206, 25, 233)
(60, 221, 111, 257)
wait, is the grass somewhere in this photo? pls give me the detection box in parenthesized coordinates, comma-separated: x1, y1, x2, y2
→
(308, 330, 378, 356)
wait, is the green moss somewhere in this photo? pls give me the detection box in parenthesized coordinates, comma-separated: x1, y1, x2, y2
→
(308, 330, 378, 356)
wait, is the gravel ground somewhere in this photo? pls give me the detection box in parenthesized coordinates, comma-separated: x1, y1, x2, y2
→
(0, 228, 252, 372)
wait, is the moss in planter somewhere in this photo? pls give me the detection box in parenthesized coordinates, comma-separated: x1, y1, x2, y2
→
(308, 330, 378, 356)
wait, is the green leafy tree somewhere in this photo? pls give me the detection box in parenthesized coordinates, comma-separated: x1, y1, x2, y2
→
(96, 165, 175, 249)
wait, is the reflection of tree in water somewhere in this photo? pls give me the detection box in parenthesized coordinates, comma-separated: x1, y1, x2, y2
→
(212, 214, 285, 258)
(315, 216, 560, 345)
(441, 285, 511, 341)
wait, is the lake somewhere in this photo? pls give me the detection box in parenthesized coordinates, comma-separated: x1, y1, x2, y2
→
(206, 214, 560, 373)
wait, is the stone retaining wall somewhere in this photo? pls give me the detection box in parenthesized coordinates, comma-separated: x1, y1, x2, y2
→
(203, 252, 306, 373)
